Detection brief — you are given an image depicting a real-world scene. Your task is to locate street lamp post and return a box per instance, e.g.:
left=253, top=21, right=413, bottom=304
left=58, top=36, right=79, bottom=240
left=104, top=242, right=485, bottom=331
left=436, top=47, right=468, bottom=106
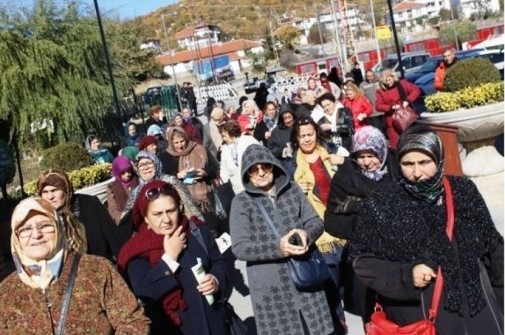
left=449, top=3, right=459, bottom=50
left=92, top=0, right=123, bottom=125
left=161, top=15, right=183, bottom=110
left=386, top=0, right=405, bottom=78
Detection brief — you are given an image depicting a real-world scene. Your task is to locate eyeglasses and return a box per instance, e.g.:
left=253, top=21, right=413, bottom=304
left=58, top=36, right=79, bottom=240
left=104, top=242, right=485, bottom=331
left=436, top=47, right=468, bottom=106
left=16, top=221, right=55, bottom=238
left=145, top=184, right=173, bottom=200
left=137, top=161, right=155, bottom=170
left=247, top=163, right=273, bottom=176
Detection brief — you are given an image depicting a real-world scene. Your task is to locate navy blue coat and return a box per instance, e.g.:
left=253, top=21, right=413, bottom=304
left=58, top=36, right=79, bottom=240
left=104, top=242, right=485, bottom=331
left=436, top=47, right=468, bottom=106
left=127, top=226, right=229, bottom=335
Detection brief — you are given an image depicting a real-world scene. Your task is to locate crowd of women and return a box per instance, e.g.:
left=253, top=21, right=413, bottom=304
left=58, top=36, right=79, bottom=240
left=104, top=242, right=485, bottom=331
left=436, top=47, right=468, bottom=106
left=0, top=67, right=503, bottom=335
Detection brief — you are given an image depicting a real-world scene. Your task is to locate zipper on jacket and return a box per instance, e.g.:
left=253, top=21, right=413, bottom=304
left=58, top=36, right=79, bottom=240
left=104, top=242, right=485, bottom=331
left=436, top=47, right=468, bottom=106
left=44, top=293, right=56, bottom=335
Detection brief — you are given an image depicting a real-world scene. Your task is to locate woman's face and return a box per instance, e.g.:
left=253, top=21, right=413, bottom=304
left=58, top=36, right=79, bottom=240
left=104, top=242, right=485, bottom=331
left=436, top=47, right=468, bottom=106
left=128, top=125, right=136, bottom=137
left=297, top=124, right=317, bottom=154
left=248, top=163, right=274, bottom=192
left=221, top=131, right=233, bottom=144
left=320, top=99, right=335, bottom=115
left=346, top=89, right=356, bottom=100
left=242, top=102, right=253, bottom=115
left=144, top=194, right=180, bottom=236
left=355, top=150, right=381, bottom=172
left=386, top=76, right=395, bottom=87
left=91, top=138, right=100, bottom=151
left=400, top=151, right=437, bottom=182
left=172, top=134, right=187, bottom=153
left=265, top=104, right=276, bottom=118
left=17, top=214, right=57, bottom=261
left=146, top=143, right=158, bottom=154
left=120, top=169, right=133, bottom=183
left=40, top=186, right=66, bottom=210
left=282, top=113, right=294, bottom=128
left=137, top=158, right=156, bottom=181
left=306, top=93, right=316, bottom=106
left=308, top=79, right=316, bottom=90
left=174, top=116, right=183, bottom=126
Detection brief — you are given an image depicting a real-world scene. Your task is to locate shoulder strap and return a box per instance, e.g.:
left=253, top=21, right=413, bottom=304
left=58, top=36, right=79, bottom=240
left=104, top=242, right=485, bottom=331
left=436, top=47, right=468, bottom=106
left=56, top=253, right=81, bottom=335
left=254, top=197, right=281, bottom=238
left=190, top=220, right=209, bottom=257
left=428, top=177, right=454, bottom=321
left=396, top=81, right=408, bottom=102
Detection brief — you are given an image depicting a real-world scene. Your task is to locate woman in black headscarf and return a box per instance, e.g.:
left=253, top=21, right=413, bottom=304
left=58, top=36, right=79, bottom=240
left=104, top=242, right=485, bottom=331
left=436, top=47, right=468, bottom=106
left=350, top=126, right=504, bottom=334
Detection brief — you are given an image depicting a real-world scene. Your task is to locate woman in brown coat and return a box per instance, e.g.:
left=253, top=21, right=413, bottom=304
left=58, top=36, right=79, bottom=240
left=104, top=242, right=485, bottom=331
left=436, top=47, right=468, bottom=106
left=0, top=197, right=150, bottom=334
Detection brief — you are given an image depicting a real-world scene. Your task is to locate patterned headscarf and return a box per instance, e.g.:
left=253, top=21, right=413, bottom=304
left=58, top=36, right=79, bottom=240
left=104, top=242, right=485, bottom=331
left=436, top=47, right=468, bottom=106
left=397, top=126, right=445, bottom=203
left=112, top=156, right=134, bottom=188
left=36, top=170, right=87, bottom=254
left=122, top=150, right=163, bottom=216
left=11, top=198, right=66, bottom=290
left=351, top=126, right=388, bottom=181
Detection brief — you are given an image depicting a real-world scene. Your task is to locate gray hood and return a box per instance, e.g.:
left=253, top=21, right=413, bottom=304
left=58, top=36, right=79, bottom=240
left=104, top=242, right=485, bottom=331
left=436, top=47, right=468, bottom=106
left=241, top=144, right=289, bottom=195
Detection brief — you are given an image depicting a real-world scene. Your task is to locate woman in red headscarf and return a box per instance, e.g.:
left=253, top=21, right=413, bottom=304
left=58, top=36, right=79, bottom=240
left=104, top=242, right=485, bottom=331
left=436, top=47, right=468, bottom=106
left=117, top=180, right=229, bottom=335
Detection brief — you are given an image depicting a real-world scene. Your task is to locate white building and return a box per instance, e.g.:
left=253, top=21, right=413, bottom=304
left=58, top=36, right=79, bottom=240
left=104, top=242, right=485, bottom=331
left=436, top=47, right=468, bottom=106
left=175, top=23, right=222, bottom=50
left=460, top=0, right=501, bottom=18
left=318, top=3, right=371, bottom=34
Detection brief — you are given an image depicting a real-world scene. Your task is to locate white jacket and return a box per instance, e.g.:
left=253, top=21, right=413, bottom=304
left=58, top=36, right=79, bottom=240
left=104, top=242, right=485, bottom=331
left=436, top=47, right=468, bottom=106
left=220, top=135, right=260, bottom=194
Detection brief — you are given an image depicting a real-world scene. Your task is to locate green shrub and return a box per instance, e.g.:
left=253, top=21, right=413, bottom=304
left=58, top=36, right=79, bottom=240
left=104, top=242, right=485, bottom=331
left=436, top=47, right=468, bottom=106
left=24, top=163, right=112, bottom=195
left=444, top=58, right=501, bottom=92
left=40, top=142, right=93, bottom=172
left=425, top=82, right=504, bottom=113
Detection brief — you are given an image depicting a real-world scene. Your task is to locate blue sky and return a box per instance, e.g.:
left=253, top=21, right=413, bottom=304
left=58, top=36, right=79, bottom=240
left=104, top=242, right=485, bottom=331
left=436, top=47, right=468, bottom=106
left=15, top=0, right=178, bottom=19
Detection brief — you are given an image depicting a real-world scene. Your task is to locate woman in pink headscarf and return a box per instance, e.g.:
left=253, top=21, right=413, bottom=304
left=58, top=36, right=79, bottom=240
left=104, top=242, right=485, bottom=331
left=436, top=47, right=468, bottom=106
left=107, top=156, right=139, bottom=225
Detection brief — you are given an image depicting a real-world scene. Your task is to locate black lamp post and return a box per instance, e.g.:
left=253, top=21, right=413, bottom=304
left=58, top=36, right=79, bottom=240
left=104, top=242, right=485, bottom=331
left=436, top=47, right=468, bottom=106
left=386, top=0, right=405, bottom=78
left=92, top=0, right=123, bottom=124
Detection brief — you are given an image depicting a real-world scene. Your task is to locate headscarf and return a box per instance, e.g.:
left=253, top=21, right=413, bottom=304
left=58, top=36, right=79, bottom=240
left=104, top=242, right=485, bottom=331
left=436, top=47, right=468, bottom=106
left=84, top=134, right=107, bottom=156
left=138, top=135, right=157, bottom=151
left=351, top=126, right=388, bottom=181
left=122, top=151, right=163, bottom=216
left=11, top=198, right=66, bottom=290
left=36, top=170, right=87, bottom=254
left=166, top=127, right=197, bottom=157
left=112, top=156, right=135, bottom=188
left=209, top=108, right=224, bottom=150
left=120, top=145, right=138, bottom=162
left=117, top=181, right=204, bottom=326
left=125, top=122, right=140, bottom=146
left=147, top=125, right=163, bottom=137
left=397, top=126, right=444, bottom=204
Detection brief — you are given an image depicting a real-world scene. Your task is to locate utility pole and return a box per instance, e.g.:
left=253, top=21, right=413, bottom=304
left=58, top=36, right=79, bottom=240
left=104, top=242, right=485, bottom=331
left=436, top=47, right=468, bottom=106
left=315, top=5, right=327, bottom=57
left=370, top=0, right=382, bottom=63
left=386, top=0, right=405, bottom=78
left=161, top=15, right=183, bottom=110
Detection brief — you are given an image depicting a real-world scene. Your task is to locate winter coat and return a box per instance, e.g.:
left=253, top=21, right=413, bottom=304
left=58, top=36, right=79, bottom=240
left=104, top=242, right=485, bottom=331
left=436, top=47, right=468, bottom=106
left=359, top=80, right=380, bottom=111
left=125, top=226, right=228, bottom=335
left=316, top=107, right=354, bottom=154
left=350, top=176, right=504, bottom=335
left=324, top=158, right=390, bottom=240
left=219, top=134, right=259, bottom=194
left=268, top=108, right=296, bottom=178
left=342, top=96, right=373, bottom=130
left=230, top=144, right=334, bottom=335
left=106, top=176, right=139, bottom=225
left=375, top=79, right=421, bottom=149
left=434, top=58, right=458, bottom=91
left=0, top=253, right=150, bottom=334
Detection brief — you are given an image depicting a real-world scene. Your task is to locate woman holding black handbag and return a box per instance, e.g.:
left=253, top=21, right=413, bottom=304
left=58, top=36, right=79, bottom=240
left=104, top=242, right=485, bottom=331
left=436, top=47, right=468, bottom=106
left=350, top=126, right=504, bottom=335
left=230, top=144, right=334, bottom=335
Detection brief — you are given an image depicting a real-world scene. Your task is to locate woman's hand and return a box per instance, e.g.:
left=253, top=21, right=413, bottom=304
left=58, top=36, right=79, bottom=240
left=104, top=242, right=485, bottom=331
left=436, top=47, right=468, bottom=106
left=194, top=168, right=207, bottom=180
left=297, top=182, right=311, bottom=194
left=265, top=131, right=272, bottom=139
left=412, top=264, right=436, bottom=288
left=163, top=225, right=187, bottom=260
left=329, top=154, right=345, bottom=166
left=197, top=274, right=219, bottom=295
left=402, top=101, right=410, bottom=108
left=357, top=113, right=367, bottom=121
left=280, top=229, right=309, bottom=257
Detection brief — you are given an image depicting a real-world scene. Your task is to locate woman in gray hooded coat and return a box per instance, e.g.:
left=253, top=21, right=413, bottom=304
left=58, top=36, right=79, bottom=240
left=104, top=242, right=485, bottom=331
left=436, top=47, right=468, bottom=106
left=230, top=144, right=334, bottom=335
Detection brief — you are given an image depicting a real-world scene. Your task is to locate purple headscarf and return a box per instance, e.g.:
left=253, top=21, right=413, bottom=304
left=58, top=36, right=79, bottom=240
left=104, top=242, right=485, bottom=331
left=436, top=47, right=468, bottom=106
left=112, top=156, right=134, bottom=188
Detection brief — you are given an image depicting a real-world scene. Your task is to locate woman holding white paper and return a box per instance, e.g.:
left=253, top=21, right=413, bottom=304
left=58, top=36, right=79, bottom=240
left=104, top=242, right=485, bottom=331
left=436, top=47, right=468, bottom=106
left=117, top=180, right=229, bottom=335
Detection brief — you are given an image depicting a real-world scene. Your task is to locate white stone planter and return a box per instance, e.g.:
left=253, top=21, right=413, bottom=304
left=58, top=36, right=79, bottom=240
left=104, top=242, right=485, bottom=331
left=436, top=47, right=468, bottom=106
left=75, top=177, right=114, bottom=204
left=420, top=102, right=504, bottom=150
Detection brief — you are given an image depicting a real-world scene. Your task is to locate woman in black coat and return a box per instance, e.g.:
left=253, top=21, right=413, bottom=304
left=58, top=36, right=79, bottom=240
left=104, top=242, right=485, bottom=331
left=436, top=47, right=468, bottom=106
left=324, top=126, right=391, bottom=324
left=350, top=126, right=504, bottom=335
left=267, top=104, right=296, bottom=179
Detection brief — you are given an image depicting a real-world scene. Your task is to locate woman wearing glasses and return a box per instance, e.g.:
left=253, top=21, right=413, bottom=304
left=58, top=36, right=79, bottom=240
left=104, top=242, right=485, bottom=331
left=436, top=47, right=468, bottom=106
left=0, top=198, right=150, bottom=333
left=230, top=144, right=334, bottom=335
left=121, top=151, right=203, bottom=237
left=292, top=116, right=348, bottom=332
left=117, top=180, right=229, bottom=335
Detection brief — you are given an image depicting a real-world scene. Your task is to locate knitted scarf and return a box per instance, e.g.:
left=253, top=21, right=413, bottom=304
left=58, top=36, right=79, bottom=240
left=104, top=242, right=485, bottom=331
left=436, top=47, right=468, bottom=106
left=117, top=216, right=202, bottom=325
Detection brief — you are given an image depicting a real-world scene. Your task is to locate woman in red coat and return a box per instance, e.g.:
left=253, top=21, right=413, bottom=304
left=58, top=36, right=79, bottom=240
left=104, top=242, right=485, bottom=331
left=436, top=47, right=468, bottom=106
left=375, top=69, right=421, bottom=149
left=342, top=83, right=373, bottom=130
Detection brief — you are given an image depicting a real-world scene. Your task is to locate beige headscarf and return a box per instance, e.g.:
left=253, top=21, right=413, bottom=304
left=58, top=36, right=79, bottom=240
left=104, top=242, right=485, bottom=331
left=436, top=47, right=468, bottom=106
left=37, top=169, right=87, bottom=254
left=11, top=198, right=66, bottom=290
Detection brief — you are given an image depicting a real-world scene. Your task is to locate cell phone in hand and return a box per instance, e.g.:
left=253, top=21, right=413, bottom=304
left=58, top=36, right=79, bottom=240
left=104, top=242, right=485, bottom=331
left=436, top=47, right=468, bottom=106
left=186, top=170, right=198, bottom=178
left=288, top=233, right=303, bottom=246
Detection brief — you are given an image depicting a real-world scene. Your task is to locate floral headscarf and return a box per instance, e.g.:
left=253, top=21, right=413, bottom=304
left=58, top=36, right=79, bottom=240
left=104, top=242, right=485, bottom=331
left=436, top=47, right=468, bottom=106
left=351, top=126, right=388, bottom=181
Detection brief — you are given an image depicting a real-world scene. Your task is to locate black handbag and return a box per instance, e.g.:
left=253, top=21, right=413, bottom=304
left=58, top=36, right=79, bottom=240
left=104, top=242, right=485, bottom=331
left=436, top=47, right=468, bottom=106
left=212, top=179, right=235, bottom=219
left=255, top=198, right=331, bottom=290
left=224, top=302, right=248, bottom=335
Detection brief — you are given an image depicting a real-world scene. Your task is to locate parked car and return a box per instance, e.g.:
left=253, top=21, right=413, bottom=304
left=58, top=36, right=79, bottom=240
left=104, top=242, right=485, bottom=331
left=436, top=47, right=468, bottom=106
left=415, top=48, right=504, bottom=96
left=372, top=52, right=431, bottom=77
